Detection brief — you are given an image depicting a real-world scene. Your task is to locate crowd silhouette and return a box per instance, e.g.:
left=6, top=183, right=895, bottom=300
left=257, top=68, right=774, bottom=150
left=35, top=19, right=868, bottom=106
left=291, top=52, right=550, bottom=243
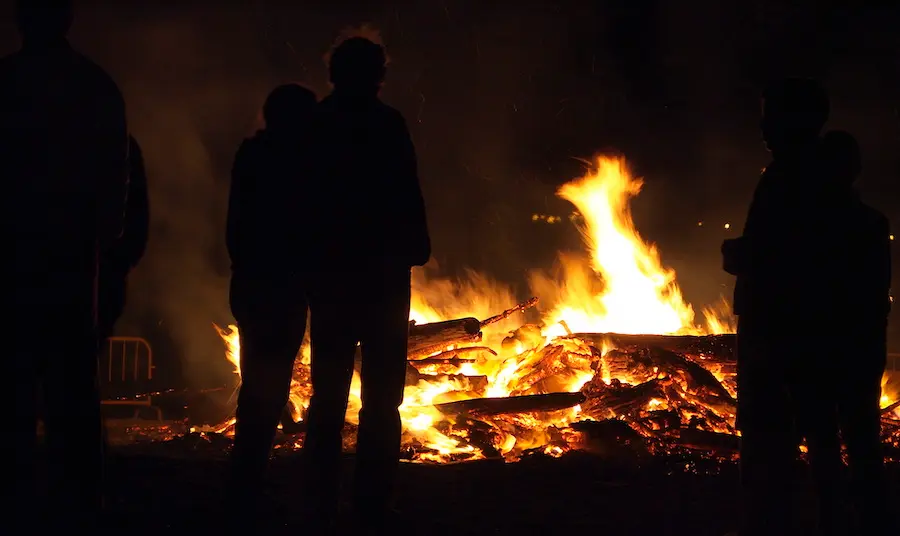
left=5, top=1, right=893, bottom=535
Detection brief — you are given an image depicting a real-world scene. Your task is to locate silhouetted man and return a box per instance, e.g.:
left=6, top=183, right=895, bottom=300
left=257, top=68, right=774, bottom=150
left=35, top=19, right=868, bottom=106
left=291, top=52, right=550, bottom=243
left=225, top=83, right=317, bottom=519
left=722, top=78, right=849, bottom=536
left=304, top=36, right=431, bottom=532
left=819, top=130, right=893, bottom=534
left=98, top=135, right=149, bottom=342
left=2, top=0, right=128, bottom=531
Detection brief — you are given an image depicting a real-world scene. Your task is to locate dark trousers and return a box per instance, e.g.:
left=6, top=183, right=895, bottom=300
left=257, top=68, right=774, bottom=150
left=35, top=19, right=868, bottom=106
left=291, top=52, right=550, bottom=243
left=736, top=318, right=846, bottom=536
left=303, top=267, right=411, bottom=522
left=736, top=320, right=797, bottom=536
left=837, top=342, right=889, bottom=533
left=15, top=292, right=103, bottom=531
left=97, top=267, right=127, bottom=343
left=227, top=274, right=308, bottom=503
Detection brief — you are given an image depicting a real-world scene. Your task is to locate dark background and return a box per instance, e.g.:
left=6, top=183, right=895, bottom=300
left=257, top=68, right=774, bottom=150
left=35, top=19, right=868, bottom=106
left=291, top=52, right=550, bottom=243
left=3, top=1, right=898, bottom=389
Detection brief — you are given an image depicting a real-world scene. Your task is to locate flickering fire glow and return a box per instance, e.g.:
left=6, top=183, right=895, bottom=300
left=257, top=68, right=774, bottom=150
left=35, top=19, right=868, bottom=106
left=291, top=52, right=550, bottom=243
left=209, top=155, right=898, bottom=463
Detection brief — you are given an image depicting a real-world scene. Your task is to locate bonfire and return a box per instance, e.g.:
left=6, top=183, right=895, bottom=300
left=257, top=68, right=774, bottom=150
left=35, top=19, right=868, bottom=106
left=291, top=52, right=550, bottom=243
left=207, top=156, right=900, bottom=463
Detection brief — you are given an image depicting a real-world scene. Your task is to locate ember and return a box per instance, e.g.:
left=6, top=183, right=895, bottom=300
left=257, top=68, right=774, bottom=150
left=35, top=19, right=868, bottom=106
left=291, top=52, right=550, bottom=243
left=199, top=155, right=899, bottom=463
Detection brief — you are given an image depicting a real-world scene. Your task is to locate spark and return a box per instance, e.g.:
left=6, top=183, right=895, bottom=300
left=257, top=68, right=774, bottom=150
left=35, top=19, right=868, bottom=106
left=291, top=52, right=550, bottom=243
left=724, top=223, right=731, bottom=230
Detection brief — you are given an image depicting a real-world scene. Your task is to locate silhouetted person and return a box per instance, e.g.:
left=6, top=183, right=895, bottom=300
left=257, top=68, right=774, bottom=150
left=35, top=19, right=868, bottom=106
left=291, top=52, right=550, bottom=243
left=722, top=78, right=852, bottom=536
left=304, top=36, right=431, bottom=532
left=225, top=83, right=318, bottom=519
left=3, top=0, right=128, bottom=531
left=98, top=135, right=150, bottom=342
left=819, top=130, right=893, bottom=534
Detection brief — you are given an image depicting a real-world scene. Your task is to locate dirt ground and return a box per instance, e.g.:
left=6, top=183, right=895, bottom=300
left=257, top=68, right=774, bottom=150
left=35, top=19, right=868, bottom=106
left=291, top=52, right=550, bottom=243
left=100, top=441, right=899, bottom=535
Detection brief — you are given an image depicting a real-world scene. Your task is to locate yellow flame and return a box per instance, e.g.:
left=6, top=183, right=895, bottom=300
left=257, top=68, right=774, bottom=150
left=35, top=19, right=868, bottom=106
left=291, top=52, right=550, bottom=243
left=213, top=154, right=737, bottom=462
left=531, top=156, right=724, bottom=337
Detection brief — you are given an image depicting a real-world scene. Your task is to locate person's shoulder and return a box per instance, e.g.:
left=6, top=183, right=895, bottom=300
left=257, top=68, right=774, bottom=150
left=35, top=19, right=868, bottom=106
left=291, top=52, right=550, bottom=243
left=855, top=201, right=889, bottom=233
left=236, top=130, right=267, bottom=157
left=375, top=100, right=406, bottom=122
left=70, top=50, right=124, bottom=101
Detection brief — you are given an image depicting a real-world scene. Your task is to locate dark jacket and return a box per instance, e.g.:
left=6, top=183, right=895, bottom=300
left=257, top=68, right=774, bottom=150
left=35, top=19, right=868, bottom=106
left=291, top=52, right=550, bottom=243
left=226, top=129, right=310, bottom=277
left=2, top=40, right=128, bottom=309
left=846, top=200, right=892, bottom=331
left=104, top=135, right=149, bottom=275
left=307, top=93, right=431, bottom=273
left=729, top=148, right=855, bottom=329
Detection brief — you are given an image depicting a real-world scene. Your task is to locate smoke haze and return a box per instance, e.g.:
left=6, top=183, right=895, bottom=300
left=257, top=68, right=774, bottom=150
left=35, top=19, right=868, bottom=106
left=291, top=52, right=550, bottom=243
left=2, top=1, right=897, bottom=386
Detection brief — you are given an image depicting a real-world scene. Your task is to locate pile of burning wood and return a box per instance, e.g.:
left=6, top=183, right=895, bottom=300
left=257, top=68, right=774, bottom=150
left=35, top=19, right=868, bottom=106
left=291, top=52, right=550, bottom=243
left=203, top=298, right=900, bottom=464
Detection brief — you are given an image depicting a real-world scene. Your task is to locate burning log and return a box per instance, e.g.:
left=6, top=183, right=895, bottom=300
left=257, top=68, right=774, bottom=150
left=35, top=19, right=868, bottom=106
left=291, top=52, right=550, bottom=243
left=479, top=297, right=539, bottom=328
left=675, top=428, right=740, bottom=454
left=434, top=391, right=586, bottom=417
left=573, top=332, right=736, bottom=363
left=510, top=344, right=568, bottom=395
left=408, top=318, right=482, bottom=359
left=409, top=346, right=496, bottom=365
left=882, top=400, right=900, bottom=416
left=569, top=419, right=650, bottom=459
left=582, top=379, right=668, bottom=419
left=646, top=347, right=737, bottom=405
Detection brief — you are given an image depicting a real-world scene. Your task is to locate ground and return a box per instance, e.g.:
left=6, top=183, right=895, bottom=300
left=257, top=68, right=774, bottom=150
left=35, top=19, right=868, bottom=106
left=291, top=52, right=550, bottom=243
left=101, top=443, right=899, bottom=535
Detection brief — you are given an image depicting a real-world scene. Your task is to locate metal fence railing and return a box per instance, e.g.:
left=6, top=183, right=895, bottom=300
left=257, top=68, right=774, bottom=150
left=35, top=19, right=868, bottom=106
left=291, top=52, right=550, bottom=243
left=100, top=336, right=162, bottom=420
left=888, top=353, right=900, bottom=372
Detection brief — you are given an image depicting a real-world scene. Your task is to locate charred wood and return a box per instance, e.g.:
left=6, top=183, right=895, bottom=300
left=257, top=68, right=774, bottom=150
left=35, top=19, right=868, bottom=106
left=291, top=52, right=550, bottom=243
left=480, top=297, right=539, bottom=328
left=572, top=332, right=736, bottom=363
left=409, top=346, right=496, bottom=364
left=569, top=419, right=650, bottom=458
left=434, top=391, right=586, bottom=417
left=647, top=347, right=737, bottom=405
left=509, top=345, right=567, bottom=395
left=582, top=379, right=667, bottom=419
left=407, top=318, right=482, bottom=359
left=676, top=428, right=740, bottom=453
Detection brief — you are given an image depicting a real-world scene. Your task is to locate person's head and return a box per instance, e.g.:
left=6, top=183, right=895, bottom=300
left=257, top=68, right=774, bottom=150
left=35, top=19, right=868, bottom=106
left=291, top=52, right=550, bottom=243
left=262, top=84, right=317, bottom=134
left=327, top=37, right=387, bottom=97
left=821, top=130, right=861, bottom=186
left=761, top=77, right=829, bottom=155
left=15, top=0, right=74, bottom=43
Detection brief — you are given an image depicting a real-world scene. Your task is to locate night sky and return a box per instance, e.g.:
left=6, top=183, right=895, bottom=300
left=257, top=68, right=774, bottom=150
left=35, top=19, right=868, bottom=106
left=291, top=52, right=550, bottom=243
left=2, top=1, right=898, bottom=387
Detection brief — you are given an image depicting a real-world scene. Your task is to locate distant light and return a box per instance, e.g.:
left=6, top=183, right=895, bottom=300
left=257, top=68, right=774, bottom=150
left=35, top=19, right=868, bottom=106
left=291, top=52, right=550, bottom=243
left=891, top=234, right=895, bottom=241
left=697, top=221, right=703, bottom=227
left=724, top=223, right=731, bottom=230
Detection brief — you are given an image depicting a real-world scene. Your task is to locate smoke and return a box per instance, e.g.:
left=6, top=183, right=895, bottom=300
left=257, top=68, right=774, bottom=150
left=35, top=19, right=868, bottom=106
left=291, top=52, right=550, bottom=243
left=1, top=1, right=897, bottom=385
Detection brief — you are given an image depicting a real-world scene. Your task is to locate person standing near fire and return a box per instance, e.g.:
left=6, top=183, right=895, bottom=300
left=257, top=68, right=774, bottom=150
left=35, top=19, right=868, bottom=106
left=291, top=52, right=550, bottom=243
left=97, top=134, right=150, bottom=343
left=722, top=78, right=858, bottom=536
left=224, top=83, right=318, bottom=522
left=303, top=35, right=431, bottom=533
left=817, top=130, right=893, bottom=534
left=3, top=0, right=129, bottom=531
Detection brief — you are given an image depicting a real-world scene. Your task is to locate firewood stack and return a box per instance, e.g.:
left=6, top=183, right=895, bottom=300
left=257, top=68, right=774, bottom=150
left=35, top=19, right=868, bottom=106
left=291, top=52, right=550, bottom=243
left=225, top=299, right=899, bottom=464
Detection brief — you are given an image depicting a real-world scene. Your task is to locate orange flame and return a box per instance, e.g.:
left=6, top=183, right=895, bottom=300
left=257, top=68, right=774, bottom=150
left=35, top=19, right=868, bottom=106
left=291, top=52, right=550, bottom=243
left=213, top=154, right=737, bottom=462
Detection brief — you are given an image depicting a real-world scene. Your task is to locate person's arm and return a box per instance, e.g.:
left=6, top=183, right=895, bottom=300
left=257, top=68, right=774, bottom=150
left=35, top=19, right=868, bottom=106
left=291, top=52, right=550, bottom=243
left=117, top=136, right=149, bottom=270
left=876, top=215, right=892, bottom=317
left=722, top=236, right=747, bottom=276
left=394, top=115, right=431, bottom=267
left=95, top=79, right=129, bottom=250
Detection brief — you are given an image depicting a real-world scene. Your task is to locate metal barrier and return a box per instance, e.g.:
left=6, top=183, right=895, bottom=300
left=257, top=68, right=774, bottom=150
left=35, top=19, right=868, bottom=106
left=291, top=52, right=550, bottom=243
left=101, top=336, right=162, bottom=420
left=888, top=353, right=900, bottom=372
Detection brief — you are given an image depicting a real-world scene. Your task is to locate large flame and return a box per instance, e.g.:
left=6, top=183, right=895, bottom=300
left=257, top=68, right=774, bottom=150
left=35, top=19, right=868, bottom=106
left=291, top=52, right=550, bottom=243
left=212, top=155, right=748, bottom=461
left=531, top=156, right=731, bottom=337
